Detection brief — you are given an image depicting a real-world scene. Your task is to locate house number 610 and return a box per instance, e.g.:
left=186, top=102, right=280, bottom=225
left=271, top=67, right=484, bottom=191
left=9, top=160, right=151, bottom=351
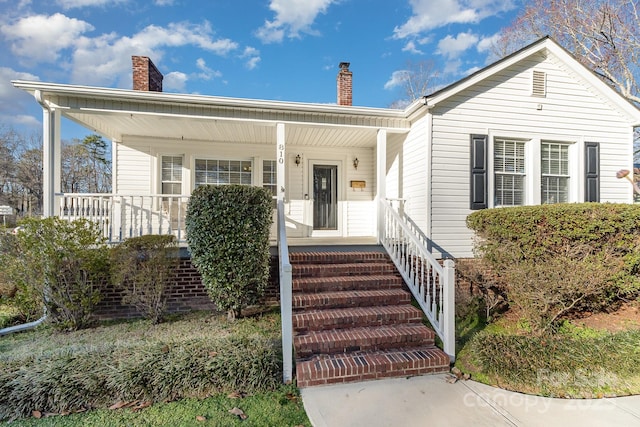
left=278, top=144, right=285, bottom=163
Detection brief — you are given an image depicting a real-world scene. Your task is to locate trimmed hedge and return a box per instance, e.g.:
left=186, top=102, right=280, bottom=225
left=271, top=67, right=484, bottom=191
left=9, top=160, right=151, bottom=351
left=466, top=203, right=640, bottom=332
left=467, top=203, right=640, bottom=288
left=185, top=185, right=273, bottom=320
left=0, top=334, right=281, bottom=420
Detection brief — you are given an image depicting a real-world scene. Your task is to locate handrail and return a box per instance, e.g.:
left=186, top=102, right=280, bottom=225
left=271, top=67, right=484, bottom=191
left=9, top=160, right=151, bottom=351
left=379, top=199, right=456, bottom=362
left=277, top=199, right=293, bottom=383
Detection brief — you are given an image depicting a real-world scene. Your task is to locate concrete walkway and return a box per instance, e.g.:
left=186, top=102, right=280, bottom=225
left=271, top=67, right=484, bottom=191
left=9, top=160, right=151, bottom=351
left=301, top=374, right=640, bottom=427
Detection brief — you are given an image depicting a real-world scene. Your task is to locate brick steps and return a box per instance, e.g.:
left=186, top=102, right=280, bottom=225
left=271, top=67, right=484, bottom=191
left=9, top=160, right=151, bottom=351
left=293, top=289, right=410, bottom=310
left=292, top=305, right=424, bottom=332
left=291, top=250, right=450, bottom=388
left=296, top=346, right=450, bottom=388
left=295, top=324, right=434, bottom=358
left=293, top=274, right=403, bottom=293
left=293, top=262, right=399, bottom=278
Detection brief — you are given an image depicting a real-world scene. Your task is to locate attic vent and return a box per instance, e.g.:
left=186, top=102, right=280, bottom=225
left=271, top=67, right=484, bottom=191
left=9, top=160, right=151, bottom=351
left=532, top=70, right=546, bottom=97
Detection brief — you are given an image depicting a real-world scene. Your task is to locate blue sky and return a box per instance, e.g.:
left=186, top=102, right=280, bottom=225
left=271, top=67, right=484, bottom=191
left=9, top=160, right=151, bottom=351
left=0, top=0, right=522, bottom=140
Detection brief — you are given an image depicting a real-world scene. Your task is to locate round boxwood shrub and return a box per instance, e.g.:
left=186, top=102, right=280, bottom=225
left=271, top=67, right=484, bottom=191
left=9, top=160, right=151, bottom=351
left=185, top=185, right=273, bottom=320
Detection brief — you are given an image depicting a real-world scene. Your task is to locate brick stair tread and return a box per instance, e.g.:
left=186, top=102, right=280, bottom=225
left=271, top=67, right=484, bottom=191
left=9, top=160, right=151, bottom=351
left=295, top=324, right=434, bottom=356
left=293, top=262, right=398, bottom=278
left=293, top=305, right=424, bottom=332
left=293, top=274, right=403, bottom=293
left=293, top=289, right=410, bottom=309
left=290, top=251, right=390, bottom=264
left=296, top=346, right=450, bottom=388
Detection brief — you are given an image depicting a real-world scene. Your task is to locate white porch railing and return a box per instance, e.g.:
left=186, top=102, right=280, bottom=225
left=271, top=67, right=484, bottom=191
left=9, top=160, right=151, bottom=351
left=55, top=193, right=189, bottom=243
left=379, top=199, right=456, bottom=362
left=277, top=199, right=293, bottom=383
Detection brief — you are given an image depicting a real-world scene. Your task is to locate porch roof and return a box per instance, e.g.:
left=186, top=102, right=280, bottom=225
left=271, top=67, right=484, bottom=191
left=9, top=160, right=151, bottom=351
left=12, top=80, right=421, bottom=147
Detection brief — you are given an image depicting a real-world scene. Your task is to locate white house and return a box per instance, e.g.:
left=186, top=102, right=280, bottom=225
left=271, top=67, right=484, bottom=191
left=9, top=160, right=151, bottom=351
left=12, top=36, right=640, bottom=259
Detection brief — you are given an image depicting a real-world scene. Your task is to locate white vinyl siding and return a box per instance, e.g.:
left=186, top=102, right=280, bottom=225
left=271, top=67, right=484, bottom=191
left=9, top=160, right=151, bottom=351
left=541, top=142, right=569, bottom=204
left=494, top=139, right=526, bottom=206
left=194, top=159, right=252, bottom=187
left=430, top=50, right=633, bottom=258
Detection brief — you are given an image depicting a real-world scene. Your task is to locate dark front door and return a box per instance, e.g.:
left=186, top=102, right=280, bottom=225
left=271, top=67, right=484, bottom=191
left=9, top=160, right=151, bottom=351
left=313, top=164, right=338, bottom=230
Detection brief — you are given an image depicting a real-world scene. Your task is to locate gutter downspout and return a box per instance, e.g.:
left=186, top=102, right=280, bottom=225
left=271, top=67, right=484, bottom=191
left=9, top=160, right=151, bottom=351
left=0, top=312, right=47, bottom=336
left=0, top=89, right=52, bottom=335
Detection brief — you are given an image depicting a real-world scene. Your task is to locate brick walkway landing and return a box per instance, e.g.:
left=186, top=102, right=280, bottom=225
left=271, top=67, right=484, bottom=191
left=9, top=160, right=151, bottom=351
left=291, top=251, right=450, bottom=388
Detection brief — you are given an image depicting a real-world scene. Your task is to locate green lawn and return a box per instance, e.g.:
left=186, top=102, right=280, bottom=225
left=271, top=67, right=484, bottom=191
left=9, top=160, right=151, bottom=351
left=8, top=386, right=308, bottom=427
left=1, top=310, right=310, bottom=426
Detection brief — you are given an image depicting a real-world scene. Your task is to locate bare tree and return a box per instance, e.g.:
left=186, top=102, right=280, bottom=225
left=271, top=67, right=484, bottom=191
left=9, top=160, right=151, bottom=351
left=62, top=135, right=112, bottom=194
left=389, top=59, right=441, bottom=108
left=493, top=0, right=640, bottom=105
left=16, top=148, right=43, bottom=215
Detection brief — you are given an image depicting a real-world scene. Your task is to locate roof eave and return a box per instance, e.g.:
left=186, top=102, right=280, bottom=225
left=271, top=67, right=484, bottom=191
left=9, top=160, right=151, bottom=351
left=11, top=80, right=409, bottom=120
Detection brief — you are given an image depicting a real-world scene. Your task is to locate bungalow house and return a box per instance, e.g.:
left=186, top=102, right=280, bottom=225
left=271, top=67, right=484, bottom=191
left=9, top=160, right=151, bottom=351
left=12, top=36, right=640, bottom=386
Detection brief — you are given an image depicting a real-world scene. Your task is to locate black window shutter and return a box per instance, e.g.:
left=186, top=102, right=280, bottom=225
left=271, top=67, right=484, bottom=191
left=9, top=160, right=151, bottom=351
left=584, top=142, right=600, bottom=202
left=470, top=134, right=488, bottom=210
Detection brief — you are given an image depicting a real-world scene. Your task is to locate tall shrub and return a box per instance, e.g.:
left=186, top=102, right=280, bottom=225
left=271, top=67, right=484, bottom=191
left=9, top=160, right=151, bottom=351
left=7, top=217, right=109, bottom=330
left=185, top=185, right=273, bottom=320
left=0, top=232, right=42, bottom=323
left=466, top=203, right=640, bottom=333
left=111, top=235, right=179, bottom=324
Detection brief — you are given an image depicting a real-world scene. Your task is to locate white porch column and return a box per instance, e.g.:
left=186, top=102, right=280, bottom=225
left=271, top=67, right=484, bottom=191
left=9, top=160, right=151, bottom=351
left=42, top=107, right=61, bottom=217
left=376, top=129, right=387, bottom=240
left=276, top=123, right=286, bottom=201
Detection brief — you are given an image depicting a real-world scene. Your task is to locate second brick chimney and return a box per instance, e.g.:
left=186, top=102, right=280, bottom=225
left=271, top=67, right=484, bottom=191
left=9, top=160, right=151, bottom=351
left=132, top=56, right=163, bottom=92
left=337, top=62, right=352, bottom=106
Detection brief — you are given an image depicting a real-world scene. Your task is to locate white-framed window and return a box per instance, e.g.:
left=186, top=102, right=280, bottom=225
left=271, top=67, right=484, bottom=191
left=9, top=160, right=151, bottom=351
left=494, top=138, right=526, bottom=206
left=262, top=160, right=277, bottom=197
left=541, top=142, right=569, bottom=204
left=161, top=155, right=183, bottom=195
left=194, top=159, right=252, bottom=187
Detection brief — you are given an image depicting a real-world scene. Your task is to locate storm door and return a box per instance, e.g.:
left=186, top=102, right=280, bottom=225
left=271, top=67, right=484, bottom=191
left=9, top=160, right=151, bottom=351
left=313, top=164, right=338, bottom=230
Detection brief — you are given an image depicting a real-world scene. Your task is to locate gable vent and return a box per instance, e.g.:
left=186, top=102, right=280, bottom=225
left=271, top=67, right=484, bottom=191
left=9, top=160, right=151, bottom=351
left=532, top=70, right=546, bottom=97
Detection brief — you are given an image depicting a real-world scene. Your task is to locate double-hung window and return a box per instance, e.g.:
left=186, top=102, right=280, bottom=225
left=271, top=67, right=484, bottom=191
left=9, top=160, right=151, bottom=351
left=195, top=159, right=252, bottom=187
left=494, top=138, right=526, bottom=206
left=161, top=155, right=183, bottom=195
left=541, top=142, right=569, bottom=204
left=262, top=160, right=277, bottom=197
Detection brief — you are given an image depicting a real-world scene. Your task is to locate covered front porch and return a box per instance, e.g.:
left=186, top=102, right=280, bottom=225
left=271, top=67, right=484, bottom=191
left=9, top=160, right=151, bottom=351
left=20, top=80, right=416, bottom=244
left=14, top=80, right=455, bottom=384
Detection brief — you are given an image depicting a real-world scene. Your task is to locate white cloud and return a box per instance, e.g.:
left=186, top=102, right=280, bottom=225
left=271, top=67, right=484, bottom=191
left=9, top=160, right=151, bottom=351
left=256, top=0, right=339, bottom=43
left=11, top=114, right=41, bottom=127
left=437, top=32, right=479, bottom=59
left=384, top=70, right=409, bottom=90
left=154, top=0, right=175, bottom=5
left=241, top=47, right=261, bottom=70
left=56, top=0, right=127, bottom=8
left=0, top=67, right=40, bottom=124
left=443, top=58, right=462, bottom=75
left=393, top=0, right=515, bottom=39
left=463, top=65, right=481, bottom=75
left=402, top=40, right=423, bottom=55
left=69, top=21, right=238, bottom=87
left=0, top=13, right=94, bottom=64
left=477, top=33, right=500, bottom=52
left=195, top=58, right=222, bottom=80
left=163, top=71, right=188, bottom=91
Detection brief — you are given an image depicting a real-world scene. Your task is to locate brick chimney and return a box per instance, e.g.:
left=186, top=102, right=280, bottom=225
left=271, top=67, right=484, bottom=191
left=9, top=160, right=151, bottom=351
left=337, top=62, right=352, bottom=106
left=132, top=56, right=163, bottom=92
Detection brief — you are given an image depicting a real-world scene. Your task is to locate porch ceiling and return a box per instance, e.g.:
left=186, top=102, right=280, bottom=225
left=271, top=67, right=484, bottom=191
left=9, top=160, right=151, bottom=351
left=65, top=109, right=399, bottom=148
